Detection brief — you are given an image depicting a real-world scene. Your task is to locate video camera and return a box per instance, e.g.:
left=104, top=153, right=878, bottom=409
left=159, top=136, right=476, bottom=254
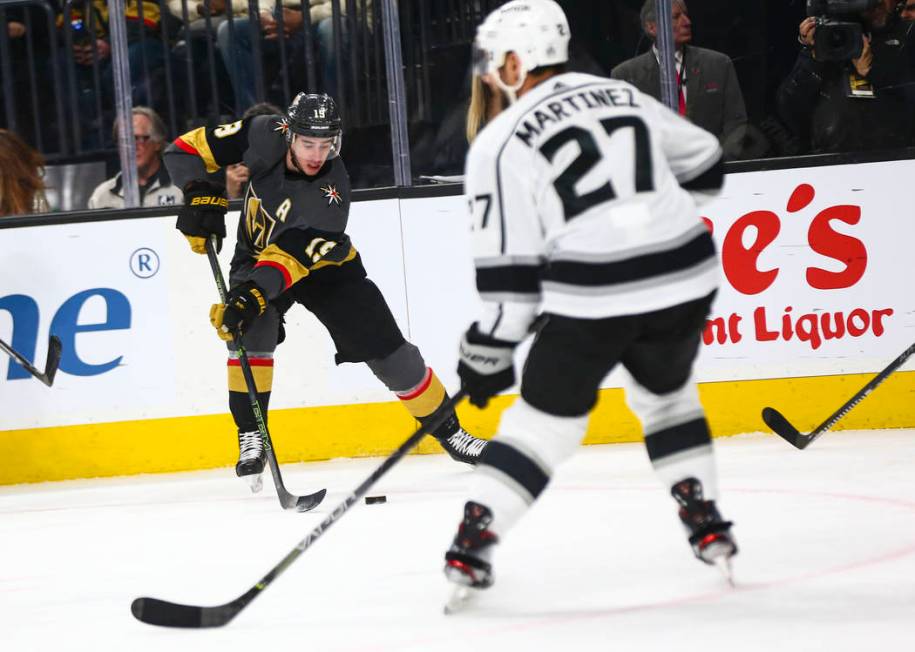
left=806, top=0, right=880, bottom=61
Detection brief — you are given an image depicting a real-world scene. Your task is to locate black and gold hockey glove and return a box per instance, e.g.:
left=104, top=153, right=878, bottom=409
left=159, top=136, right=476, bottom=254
left=209, top=281, right=267, bottom=341
left=176, top=179, right=229, bottom=254
left=457, top=323, right=518, bottom=409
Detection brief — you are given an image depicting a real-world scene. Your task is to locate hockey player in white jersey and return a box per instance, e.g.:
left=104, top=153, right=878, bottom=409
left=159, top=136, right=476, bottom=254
left=443, top=0, right=737, bottom=609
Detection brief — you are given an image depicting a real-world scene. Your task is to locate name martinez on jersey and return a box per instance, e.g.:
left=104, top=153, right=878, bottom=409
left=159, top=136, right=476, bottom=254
left=514, top=84, right=640, bottom=148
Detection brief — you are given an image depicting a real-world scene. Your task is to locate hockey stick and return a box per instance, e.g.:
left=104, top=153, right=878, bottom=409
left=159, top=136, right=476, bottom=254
left=762, top=341, right=915, bottom=450
left=132, top=388, right=467, bottom=628
left=0, top=335, right=62, bottom=387
left=205, top=236, right=326, bottom=512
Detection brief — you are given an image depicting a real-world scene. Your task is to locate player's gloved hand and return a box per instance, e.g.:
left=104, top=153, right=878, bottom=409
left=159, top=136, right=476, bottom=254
left=457, top=323, right=517, bottom=409
left=176, top=179, right=229, bottom=254
left=209, top=281, right=267, bottom=341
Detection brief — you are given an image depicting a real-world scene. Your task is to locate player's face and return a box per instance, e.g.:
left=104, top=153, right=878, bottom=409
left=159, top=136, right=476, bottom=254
left=290, top=135, right=334, bottom=175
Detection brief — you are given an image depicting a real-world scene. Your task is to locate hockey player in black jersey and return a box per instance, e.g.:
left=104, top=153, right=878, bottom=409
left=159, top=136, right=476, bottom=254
left=443, top=0, right=737, bottom=610
left=163, top=93, right=487, bottom=489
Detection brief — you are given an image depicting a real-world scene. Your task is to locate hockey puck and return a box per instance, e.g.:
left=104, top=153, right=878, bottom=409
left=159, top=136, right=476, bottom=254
left=365, top=495, right=387, bottom=505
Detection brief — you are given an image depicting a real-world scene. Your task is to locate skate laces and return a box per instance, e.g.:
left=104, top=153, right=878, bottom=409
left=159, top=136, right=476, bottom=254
left=445, top=429, right=486, bottom=458
left=237, top=431, right=264, bottom=462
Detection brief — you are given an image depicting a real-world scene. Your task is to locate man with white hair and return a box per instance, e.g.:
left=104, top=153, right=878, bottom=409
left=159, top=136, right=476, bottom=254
left=611, top=0, right=747, bottom=160
left=87, top=107, right=183, bottom=209
left=443, top=0, right=737, bottom=611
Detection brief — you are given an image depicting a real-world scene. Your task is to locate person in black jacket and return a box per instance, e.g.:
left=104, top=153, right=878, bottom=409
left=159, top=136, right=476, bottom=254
left=777, top=0, right=915, bottom=154
left=611, top=0, right=748, bottom=160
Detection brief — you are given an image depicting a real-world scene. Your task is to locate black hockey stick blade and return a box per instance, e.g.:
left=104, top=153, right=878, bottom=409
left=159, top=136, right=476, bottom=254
left=293, top=489, right=327, bottom=512
left=131, top=391, right=467, bottom=628
left=0, top=334, right=62, bottom=387
left=131, top=590, right=251, bottom=628
left=761, top=406, right=808, bottom=449
left=763, top=341, right=915, bottom=450
left=266, top=448, right=327, bottom=512
left=43, top=335, right=62, bottom=386
left=131, top=597, right=207, bottom=628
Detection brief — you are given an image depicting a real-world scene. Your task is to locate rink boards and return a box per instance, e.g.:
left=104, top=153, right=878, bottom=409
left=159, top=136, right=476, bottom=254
left=2, top=160, right=914, bottom=484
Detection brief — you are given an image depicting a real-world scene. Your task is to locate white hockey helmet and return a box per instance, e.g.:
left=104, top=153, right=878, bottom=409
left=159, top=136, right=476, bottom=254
left=472, top=0, right=570, bottom=99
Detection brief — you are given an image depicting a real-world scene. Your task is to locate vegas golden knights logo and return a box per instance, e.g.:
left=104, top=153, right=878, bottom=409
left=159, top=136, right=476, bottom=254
left=245, top=190, right=293, bottom=254
left=244, top=192, right=275, bottom=253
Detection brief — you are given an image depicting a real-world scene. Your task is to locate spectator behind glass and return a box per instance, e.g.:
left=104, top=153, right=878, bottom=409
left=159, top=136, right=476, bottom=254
left=58, top=2, right=179, bottom=148
left=903, top=0, right=915, bottom=21
left=777, top=0, right=915, bottom=154
left=0, top=130, right=49, bottom=216
left=87, top=107, right=183, bottom=209
left=216, top=0, right=372, bottom=111
left=225, top=101, right=284, bottom=198
left=611, top=0, right=748, bottom=160
left=167, top=0, right=239, bottom=115
left=466, top=73, right=507, bottom=145
left=2, top=4, right=56, bottom=148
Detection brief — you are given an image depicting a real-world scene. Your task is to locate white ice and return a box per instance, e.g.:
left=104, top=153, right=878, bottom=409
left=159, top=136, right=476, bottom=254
left=3, top=429, right=915, bottom=651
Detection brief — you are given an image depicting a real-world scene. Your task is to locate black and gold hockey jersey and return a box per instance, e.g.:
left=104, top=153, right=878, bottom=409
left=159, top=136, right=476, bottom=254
left=164, top=115, right=355, bottom=299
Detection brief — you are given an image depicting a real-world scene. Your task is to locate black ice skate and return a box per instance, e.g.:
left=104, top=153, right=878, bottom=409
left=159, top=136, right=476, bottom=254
left=671, top=477, right=738, bottom=584
left=235, top=430, right=266, bottom=493
left=443, top=501, right=498, bottom=613
left=424, top=411, right=487, bottom=465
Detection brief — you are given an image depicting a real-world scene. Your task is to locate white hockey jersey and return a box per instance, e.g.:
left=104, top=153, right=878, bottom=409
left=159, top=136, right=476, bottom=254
left=465, top=71, right=723, bottom=342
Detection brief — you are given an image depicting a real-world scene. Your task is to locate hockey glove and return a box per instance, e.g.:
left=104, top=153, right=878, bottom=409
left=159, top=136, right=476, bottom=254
left=176, top=179, right=229, bottom=254
left=457, top=323, right=517, bottom=409
left=209, top=281, right=267, bottom=341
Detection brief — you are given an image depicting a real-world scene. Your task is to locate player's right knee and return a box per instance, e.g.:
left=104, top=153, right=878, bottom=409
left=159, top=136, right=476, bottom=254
left=625, top=377, right=704, bottom=437
left=366, top=341, right=427, bottom=393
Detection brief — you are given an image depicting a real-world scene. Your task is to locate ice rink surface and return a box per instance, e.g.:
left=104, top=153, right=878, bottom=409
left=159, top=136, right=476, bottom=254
left=3, top=428, right=915, bottom=651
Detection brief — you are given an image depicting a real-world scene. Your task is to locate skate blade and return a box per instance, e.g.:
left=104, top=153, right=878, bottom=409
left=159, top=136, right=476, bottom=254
left=244, top=473, right=264, bottom=494
left=444, top=585, right=479, bottom=615
left=714, top=556, right=735, bottom=587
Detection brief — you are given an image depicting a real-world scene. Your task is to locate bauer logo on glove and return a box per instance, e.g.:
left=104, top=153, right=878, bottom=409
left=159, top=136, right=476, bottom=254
left=457, top=323, right=518, bottom=408
left=189, top=195, right=229, bottom=209
left=176, top=179, right=229, bottom=254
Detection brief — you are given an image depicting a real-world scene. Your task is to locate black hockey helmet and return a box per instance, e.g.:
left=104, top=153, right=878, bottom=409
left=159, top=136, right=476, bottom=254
left=284, top=92, right=343, bottom=158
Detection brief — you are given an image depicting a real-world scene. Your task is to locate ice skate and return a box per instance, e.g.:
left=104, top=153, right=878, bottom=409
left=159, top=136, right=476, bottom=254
left=443, top=501, right=498, bottom=613
left=235, top=430, right=266, bottom=493
left=426, top=412, right=487, bottom=465
left=671, top=477, right=737, bottom=585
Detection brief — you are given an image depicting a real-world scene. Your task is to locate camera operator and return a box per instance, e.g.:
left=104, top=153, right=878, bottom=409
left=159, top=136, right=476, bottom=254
left=777, top=0, right=915, bottom=154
